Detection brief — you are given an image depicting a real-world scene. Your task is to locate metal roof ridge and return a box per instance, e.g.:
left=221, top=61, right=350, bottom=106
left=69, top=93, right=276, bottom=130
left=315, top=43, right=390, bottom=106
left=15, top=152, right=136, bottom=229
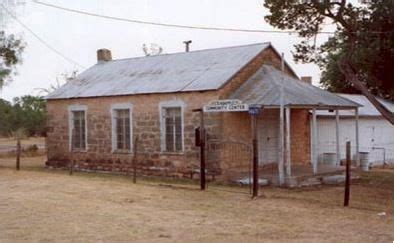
left=102, top=42, right=272, bottom=63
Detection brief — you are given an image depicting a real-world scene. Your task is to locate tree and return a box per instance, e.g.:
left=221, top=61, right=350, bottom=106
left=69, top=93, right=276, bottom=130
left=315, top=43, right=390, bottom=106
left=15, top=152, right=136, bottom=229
left=0, top=0, right=26, bottom=89
left=0, top=96, right=46, bottom=136
left=264, top=0, right=394, bottom=124
left=0, top=31, right=24, bottom=88
left=0, top=98, right=13, bottom=136
left=12, top=95, right=46, bottom=136
left=36, top=70, right=78, bottom=95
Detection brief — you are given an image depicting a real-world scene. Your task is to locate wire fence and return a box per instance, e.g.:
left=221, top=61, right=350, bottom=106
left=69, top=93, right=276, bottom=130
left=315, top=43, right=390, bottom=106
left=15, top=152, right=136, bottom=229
left=0, top=137, right=46, bottom=158
left=202, top=139, right=394, bottom=188
left=1, top=134, right=393, bottom=193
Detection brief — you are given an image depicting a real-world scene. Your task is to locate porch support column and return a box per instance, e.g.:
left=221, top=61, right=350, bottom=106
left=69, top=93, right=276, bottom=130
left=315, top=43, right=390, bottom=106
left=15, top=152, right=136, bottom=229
left=285, top=107, right=291, bottom=177
left=335, top=109, right=340, bottom=166
left=311, top=108, right=318, bottom=175
left=355, top=107, right=360, bottom=166
left=278, top=52, right=285, bottom=186
left=278, top=106, right=285, bottom=185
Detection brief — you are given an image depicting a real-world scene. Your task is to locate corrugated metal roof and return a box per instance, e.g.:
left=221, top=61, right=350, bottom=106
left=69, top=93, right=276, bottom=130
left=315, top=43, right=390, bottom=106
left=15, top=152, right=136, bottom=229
left=230, top=65, right=360, bottom=108
left=316, top=94, right=394, bottom=117
left=46, top=43, right=270, bottom=99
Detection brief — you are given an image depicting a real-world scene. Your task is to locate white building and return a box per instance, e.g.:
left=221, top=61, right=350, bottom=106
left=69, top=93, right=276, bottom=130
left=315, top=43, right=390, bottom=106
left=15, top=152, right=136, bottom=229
left=316, top=94, right=394, bottom=166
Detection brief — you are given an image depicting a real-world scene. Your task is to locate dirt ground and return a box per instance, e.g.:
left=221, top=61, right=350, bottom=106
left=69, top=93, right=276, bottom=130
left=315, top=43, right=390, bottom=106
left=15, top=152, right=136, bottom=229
left=0, top=156, right=393, bottom=242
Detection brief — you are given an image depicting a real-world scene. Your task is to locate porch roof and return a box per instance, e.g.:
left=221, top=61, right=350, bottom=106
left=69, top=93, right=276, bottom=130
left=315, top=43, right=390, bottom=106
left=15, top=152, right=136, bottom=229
left=230, top=65, right=360, bottom=109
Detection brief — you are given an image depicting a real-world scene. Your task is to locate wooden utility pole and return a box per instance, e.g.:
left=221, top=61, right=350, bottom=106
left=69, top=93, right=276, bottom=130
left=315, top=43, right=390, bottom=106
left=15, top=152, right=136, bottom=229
left=344, top=141, right=351, bottom=207
left=16, top=138, right=21, bottom=171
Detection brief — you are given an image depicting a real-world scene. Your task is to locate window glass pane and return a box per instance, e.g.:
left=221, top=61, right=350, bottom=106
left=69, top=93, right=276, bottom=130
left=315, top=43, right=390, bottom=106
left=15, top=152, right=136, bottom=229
left=114, top=109, right=130, bottom=150
left=175, top=116, right=182, bottom=151
left=165, top=116, right=174, bottom=151
left=72, top=110, right=86, bottom=150
left=163, top=107, right=182, bottom=152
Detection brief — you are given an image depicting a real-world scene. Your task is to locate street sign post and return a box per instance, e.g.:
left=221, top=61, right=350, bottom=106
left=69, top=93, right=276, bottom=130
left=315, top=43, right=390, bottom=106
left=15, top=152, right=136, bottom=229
left=248, top=106, right=260, bottom=116
left=248, top=105, right=261, bottom=198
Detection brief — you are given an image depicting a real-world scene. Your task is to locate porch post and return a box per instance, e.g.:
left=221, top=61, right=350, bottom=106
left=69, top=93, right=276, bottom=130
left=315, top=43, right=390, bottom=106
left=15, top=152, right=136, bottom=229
left=312, top=108, right=318, bottom=175
left=277, top=53, right=286, bottom=186
left=335, top=109, right=340, bottom=166
left=355, top=107, right=360, bottom=166
left=285, top=107, right=291, bottom=177
left=278, top=107, right=285, bottom=185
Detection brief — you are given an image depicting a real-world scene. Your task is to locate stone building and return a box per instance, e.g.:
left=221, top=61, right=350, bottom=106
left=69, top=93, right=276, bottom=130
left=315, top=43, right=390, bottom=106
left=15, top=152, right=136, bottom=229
left=45, top=43, right=359, bottom=183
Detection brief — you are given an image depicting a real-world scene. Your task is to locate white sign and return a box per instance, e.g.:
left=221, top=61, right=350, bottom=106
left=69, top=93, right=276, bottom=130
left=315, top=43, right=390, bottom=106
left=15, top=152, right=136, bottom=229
left=203, top=99, right=249, bottom=112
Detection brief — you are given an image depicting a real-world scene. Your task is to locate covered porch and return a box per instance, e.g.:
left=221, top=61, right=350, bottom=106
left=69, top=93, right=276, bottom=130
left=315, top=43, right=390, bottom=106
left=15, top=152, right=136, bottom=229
left=228, top=65, right=361, bottom=186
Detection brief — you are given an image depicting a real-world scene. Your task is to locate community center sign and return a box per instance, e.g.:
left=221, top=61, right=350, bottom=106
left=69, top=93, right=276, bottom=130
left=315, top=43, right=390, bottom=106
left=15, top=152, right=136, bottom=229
left=203, top=99, right=249, bottom=112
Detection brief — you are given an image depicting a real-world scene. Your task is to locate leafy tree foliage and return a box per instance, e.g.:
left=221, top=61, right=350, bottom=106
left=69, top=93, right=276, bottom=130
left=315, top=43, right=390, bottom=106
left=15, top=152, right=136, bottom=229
left=264, top=0, right=394, bottom=124
left=0, top=95, right=46, bottom=136
left=0, top=31, right=24, bottom=88
left=317, top=0, right=394, bottom=98
left=0, top=98, right=14, bottom=135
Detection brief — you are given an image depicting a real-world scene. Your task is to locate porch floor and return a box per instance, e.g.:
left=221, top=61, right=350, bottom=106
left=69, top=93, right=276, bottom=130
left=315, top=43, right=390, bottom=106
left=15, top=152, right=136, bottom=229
left=264, top=163, right=352, bottom=186
left=234, top=163, right=357, bottom=187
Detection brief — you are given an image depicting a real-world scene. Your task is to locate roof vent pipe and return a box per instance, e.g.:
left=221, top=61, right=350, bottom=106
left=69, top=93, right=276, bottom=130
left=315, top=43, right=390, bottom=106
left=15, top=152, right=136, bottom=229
left=97, top=49, right=112, bottom=63
left=183, top=40, right=192, bottom=52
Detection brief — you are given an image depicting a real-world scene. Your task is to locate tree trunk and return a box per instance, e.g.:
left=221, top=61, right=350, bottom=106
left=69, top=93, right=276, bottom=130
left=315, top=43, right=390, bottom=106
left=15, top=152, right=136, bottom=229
left=338, top=58, right=394, bottom=125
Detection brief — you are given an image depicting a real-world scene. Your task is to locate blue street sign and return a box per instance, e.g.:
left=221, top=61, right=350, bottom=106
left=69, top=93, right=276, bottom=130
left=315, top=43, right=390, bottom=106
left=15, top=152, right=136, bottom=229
left=248, top=106, right=260, bottom=116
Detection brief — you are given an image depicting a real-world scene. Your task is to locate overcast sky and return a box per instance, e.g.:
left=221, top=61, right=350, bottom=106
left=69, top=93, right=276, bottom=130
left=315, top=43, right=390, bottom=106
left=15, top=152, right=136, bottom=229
left=0, top=0, right=335, bottom=102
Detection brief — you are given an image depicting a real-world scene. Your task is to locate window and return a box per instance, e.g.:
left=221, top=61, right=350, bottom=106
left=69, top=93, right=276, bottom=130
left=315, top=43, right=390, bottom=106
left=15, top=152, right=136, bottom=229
left=71, top=110, right=86, bottom=151
left=163, top=107, right=182, bottom=152
left=114, top=109, right=131, bottom=151
left=111, top=103, right=132, bottom=152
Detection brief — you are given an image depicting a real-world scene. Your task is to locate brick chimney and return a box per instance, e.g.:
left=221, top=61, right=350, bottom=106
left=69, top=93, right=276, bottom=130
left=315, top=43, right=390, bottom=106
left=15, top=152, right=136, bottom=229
left=97, top=49, right=112, bottom=63
left=301, top=76, right=312, bottom=84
